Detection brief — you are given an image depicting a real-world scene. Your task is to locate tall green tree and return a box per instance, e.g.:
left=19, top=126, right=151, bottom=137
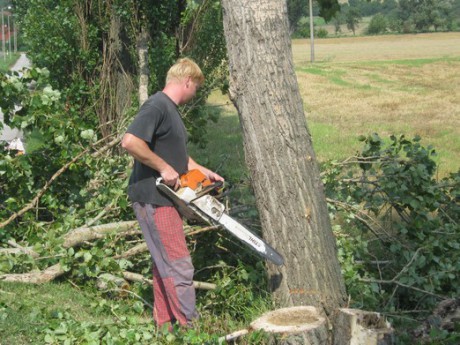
left=11, top=0, right=227, bottom=143
left=287, top=0, right=340, bottom=35
left=345, top=7, right=362, bottom=35
left=397, top=0, right=453, bottom=32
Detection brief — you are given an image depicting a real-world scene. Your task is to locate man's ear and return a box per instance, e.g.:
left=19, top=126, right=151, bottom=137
left=185, top=76, right=191, bottom=88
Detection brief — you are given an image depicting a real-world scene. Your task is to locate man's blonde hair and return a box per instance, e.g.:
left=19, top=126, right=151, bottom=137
left=166, top=58, right=205, bottom=86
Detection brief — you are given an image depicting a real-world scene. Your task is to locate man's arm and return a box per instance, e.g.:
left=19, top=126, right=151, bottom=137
left=121, top=133, right=180, bottom=189
left=188, top=157, right=224, bottom=182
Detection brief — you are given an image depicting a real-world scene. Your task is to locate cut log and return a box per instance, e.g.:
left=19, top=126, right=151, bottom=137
left=333, top=308, right=394, bottom=345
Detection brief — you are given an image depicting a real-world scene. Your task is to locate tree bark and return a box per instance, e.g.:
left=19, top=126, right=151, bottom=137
left=333, top=309, right=394, bottom=345
left=137, top=25, right=149, bottom=106
left=221, top=0, right=347, bottom=316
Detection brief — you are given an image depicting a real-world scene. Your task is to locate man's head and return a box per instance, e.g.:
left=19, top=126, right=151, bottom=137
left=164, top=58, right=204, bottom=105
left=166, top=58, right=204, bottom=86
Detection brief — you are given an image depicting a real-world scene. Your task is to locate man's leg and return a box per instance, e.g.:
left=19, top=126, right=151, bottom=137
left=132, top=202, right=198, bottom=327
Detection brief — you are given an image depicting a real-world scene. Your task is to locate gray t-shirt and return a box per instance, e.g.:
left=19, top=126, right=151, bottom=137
left=126, top=92, right=188, bottom=206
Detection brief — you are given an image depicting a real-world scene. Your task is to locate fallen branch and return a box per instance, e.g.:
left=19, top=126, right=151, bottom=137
left=360, top=277, right=447, bottom=300
left=0, top=134, right=119, bottom=230
left=359, top=247, right=447, bottom=300
left=114, top=243, right=147, bottom=259
left=62, top=220, right=139, bottom=248
left=3, top=240, right=39, bottom=258
left=0, top=263, right=65, bottom=283
left=122, top=271, right=216, bottom=290
left=0, top=219, right=220, bottom=285
left=0, top=149, right=89, bottom=229
left=91, top=134, right=122, bottom=158
left=327, top=198, right=393, bottom=242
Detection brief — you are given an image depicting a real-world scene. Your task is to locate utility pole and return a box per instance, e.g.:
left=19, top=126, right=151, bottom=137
left=13, top=17, right=16, bottom=53
left=309, top=0, right=315, bottom=63
left=1, top=8, right=5, bottom=61
left=7, top=13, right=10, bottom=56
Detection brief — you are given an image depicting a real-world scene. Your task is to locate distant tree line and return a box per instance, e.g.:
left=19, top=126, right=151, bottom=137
left=288, top=0, right=460, bottom=37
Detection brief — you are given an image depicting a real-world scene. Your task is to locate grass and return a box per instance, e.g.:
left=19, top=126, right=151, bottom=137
left=0, top=281, right=147, bottom=344
left=189, top=92, right=250, bottom=187
left=205, top=32, right=460, bottom=176
left=297, top=56, right=460, bottom=175
left=0, top=53, right=21, bottom=73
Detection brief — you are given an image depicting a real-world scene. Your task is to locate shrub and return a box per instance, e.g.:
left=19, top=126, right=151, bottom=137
left=324, top=134, right=460, bottom=313
left=367, top=13, right=388, bottom=34
left=316, top=28, right=329, bottom=38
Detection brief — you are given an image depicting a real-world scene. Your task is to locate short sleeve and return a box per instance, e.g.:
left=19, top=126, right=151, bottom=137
left=126, top=101, right=163, bottom=143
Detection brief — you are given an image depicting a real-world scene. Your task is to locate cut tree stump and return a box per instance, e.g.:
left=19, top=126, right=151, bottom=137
left=221, top=306, right=395, bottom=345
left=221, top=306, right=328, bottom=344
left=333, top=308, right=394, bottom=345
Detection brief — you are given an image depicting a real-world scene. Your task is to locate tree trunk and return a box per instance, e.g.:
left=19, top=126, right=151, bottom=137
left=137, top=26, right=149, bottom=106
left=333, top=309, right=394, bottom=345
left=221, top=0, right=347, bottom=316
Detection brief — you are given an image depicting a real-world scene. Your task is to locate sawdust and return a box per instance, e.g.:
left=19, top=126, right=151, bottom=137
left=265, top=309, right=319, bottom=326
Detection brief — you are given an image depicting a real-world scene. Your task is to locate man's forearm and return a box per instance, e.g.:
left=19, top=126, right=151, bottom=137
left=122, top=133, right=179, bottom=186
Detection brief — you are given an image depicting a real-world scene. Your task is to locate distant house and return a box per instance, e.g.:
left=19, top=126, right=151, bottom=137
left=0, top=10, right=13, bottom=42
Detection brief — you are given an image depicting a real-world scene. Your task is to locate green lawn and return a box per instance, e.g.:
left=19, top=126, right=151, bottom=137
left=0, top=53, right=21, bottom=73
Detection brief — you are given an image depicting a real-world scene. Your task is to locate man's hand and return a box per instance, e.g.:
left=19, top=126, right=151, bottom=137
left=188, top=157, right=225, bottom=184
left=206, top=171, right=225, bottom=183
left=160, top=166, right=180, bottom=190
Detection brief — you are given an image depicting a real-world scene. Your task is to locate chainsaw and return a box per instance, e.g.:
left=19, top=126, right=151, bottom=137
left=156, top=169, right=284, bottom=266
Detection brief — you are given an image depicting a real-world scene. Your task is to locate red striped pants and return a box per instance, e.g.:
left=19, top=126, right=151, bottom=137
left=133, top=202, right=198, bottom=327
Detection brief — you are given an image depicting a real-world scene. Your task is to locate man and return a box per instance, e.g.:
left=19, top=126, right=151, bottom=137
left=121, top=58, right=224, bottom=329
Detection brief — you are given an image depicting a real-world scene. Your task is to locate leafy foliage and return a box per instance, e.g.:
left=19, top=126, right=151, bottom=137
left=367, top=13, right=388, bottom=35
left=0, top=67, right=270, bottom=344
left=0, top=68, right=128, bottom=238
left=11, top=0, right=228, bottom=145
left=324, top=134, right=459, bottom=314
left=397, top=0, right=454, bottom=32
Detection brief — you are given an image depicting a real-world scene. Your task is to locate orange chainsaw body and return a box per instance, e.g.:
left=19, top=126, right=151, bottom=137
left=180, top=169, right=213, bottom=191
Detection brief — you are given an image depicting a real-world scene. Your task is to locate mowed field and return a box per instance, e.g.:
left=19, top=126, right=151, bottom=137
left=292, top=32, right=460, bottom=64
left=294, top=32, right=460, bottom=175
left=205, top=32, right=460, bottom=177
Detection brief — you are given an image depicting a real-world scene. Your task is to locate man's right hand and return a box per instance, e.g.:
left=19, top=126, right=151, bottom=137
left=122, top=134, right=180, bottom=190
left=160, top=166, right=180, bottom=190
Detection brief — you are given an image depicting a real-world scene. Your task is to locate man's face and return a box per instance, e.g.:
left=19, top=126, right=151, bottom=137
left=182, top=77, right=200, bottom=104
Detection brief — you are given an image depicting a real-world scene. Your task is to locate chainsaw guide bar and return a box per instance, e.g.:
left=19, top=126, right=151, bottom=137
left=156, top=178, right=284, bottom=266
